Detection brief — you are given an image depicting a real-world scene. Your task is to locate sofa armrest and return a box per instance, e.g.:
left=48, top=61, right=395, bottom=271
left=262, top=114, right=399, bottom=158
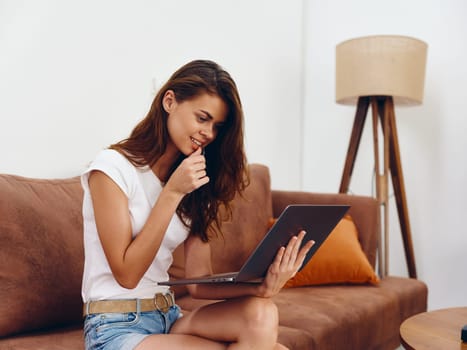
left=271, top=190, right=380, bottom=268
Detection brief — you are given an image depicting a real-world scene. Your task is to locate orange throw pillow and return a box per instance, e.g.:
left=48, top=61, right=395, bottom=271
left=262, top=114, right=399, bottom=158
left=284, top=214, right=379, bottom=287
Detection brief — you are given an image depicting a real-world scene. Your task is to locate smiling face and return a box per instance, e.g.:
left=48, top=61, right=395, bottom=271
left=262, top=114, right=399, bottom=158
left=163, top=90, right=228, bottom=156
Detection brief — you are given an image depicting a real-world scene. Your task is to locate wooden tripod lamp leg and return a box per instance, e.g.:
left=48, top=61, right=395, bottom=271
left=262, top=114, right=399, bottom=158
left=385, top=98, right=418, bottom=278
left=339, top=97, right=370, bottom=193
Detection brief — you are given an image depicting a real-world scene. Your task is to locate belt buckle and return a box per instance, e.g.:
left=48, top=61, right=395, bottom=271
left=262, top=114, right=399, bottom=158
left=154, top=293, right=171, bottom=313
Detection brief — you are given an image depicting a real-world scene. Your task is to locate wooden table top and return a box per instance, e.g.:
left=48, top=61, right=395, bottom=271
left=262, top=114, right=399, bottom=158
left=400, top=307, right=467, bottom=349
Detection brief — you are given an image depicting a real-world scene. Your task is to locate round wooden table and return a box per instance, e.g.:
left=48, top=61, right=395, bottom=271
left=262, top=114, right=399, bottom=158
left=400, top=307, right=467, bottom=349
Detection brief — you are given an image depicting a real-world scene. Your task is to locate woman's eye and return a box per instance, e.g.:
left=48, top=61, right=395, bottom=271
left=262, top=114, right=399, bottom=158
left=197, top=115, right=208, bottom=122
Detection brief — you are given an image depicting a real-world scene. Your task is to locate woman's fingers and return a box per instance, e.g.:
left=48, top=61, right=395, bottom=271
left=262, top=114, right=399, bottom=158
left=166, top=148, right=210, bottom=194
left=279, top=231, right=315, bottom=271
left=282, top=231, right=304, bottom=264
left=273, top=246, right=285, bottom=267
left=262, top=232, right=315, bottom=297
left=280, top=236, right=296, bottom=267
left=294, top=239, right=315, bottom=270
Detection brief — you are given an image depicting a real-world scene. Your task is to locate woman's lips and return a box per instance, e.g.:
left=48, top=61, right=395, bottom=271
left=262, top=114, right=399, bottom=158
left=190, top=137, right=203, bottom=148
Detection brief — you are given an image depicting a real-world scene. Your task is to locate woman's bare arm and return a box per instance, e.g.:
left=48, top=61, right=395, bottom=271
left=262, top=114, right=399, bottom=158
left=89, top=170, right=183, bottom=289
left=88, top=148, right=207, bottom=289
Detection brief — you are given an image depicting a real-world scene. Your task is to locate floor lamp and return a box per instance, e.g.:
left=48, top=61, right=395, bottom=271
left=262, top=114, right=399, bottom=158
left=335, top=35, right=428, bottom=278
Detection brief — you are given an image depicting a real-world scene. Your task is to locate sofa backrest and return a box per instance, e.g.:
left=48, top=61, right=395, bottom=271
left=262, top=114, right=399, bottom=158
left=0, top=174, right=84, bottom=337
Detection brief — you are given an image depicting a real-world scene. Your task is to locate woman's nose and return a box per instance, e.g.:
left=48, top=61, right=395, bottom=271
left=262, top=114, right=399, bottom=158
left=200, top=125, right=214, bottom=140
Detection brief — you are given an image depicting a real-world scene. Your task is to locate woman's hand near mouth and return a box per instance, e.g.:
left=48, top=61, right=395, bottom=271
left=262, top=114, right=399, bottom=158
left=165, top=147, right=208, bottom=196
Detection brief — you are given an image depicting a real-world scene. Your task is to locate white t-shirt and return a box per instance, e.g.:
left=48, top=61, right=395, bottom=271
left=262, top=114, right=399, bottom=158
left=81, top=149, right=189, bottom=302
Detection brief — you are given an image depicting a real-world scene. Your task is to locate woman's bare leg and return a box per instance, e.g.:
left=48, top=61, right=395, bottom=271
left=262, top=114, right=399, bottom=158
left=171, top=296, right=280, bottom=349
left=135, top=333, right=227, bottom=350
left=136, top=296, right=286, bottom=350
left=137, top=334, right=288, bottom=350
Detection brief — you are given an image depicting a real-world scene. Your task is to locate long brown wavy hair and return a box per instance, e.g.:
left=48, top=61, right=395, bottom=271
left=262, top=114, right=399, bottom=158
left=110, top=60, right=249, bottom=242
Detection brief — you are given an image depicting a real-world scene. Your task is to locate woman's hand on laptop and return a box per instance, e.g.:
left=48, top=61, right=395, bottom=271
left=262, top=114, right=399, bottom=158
left=257, top=231, right=314, bottom=298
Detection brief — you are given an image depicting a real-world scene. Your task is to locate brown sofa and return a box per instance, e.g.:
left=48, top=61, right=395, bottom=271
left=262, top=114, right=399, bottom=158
left=0, top=164, right=427, bottom=349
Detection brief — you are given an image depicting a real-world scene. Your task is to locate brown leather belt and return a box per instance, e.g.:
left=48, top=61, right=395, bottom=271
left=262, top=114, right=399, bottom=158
left=83, top=292, right=175, bottom=316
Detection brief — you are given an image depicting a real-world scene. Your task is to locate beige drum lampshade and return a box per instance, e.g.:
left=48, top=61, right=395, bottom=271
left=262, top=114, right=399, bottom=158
left=336, top=35, right=428, bottom=106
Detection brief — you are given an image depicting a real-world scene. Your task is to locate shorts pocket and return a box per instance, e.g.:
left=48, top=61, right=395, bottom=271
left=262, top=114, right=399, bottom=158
left=95, top=312, right=140, bottom=333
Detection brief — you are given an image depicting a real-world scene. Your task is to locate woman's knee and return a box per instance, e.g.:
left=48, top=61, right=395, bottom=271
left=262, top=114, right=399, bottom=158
left=235, top=297, right=280, bottom=348
left=241, top=297, right=279, bottom=330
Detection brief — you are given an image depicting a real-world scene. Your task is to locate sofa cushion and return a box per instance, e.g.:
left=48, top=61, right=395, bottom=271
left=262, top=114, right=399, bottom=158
left=0, top=325, right=83, bottom=350
left=0, top=175, right=84, bottom=337
left=284, top=215, right=379, bottom=287
left=274, top=276, right=427, bottom=350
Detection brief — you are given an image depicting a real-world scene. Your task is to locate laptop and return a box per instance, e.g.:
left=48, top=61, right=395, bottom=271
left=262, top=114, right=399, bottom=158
left=158, top=204, right=349, bottom=285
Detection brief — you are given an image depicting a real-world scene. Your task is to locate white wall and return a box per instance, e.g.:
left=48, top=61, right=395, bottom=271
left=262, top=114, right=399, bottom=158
left=1, top=0, right=466, bottom=311
left=0, top=0, right=304, bottom=189
left=303, top=0, right=467, bottom=310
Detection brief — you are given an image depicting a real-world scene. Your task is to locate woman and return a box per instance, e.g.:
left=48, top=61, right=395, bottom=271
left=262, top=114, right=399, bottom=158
left=81, top=59, right=313, bottom=350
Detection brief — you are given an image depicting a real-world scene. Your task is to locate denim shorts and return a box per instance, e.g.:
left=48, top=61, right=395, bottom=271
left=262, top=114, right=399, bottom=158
left=84, top=305, right=181, bottom=350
